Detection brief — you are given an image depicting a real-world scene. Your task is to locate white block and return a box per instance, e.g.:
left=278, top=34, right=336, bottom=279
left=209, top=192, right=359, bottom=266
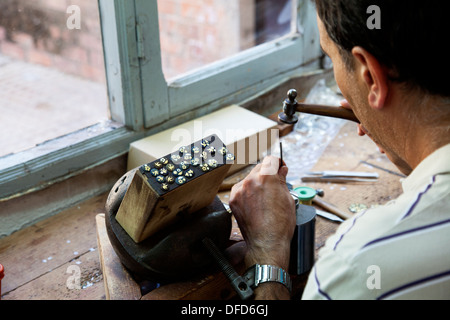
left=127, top=105, right=279, bottom=175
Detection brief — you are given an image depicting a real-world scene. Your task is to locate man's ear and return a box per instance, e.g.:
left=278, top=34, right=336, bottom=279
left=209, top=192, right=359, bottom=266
left=351, top=46, right=389, bottom=110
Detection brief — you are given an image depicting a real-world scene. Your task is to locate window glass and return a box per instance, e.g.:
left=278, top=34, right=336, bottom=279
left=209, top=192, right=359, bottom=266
left=157, top=0, right=292, bottom=80
left=0, top=0, right=109, bottom=157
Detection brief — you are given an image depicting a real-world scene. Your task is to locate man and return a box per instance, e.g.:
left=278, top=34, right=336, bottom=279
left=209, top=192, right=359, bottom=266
left=230, top=0, right=450, bottom=299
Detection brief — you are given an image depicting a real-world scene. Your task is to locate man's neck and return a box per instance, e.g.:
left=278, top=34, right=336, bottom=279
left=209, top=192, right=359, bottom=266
left=402, top=98, right=450, bottom=171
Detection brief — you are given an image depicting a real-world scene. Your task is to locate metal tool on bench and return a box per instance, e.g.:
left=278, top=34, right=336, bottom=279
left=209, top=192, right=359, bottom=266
left=313, top=187, right=353, bottom=221
left=278, top=89, right=360, bottom=125
left=290, top=202, right=317, bottom=276
left=316, top=208, right=344, bottom=223
left=290, top=189, right=344, bottom=223
left=105, top=141, right=319, bottom=299
left=302, top=170, right=379, bottom=183
left=204, top=199, right=317, bottom=299
left=103, top=88, right=365, bottom=299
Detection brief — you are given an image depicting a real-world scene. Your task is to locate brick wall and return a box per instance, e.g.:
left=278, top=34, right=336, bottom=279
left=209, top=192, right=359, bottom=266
left=0, top=0, right=283, bottom=83
left=156, top=0, right=290, bottom=80
left=157, top=0, right=255, bottom=79
left=0, top=0, right=105, bottom=83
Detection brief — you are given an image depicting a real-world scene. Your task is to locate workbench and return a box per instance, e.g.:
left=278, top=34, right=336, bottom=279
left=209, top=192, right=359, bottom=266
left=95, top=121, right=404, bottom=300
left=0, top=119, right=404, bottom=300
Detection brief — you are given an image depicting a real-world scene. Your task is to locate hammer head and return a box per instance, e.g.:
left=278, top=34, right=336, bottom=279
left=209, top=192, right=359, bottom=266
left=278, top=89, right=299, bottom=124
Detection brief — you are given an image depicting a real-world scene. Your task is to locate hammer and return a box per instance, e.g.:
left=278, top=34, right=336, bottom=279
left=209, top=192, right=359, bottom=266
left=278, top=89, right=360, bottom=124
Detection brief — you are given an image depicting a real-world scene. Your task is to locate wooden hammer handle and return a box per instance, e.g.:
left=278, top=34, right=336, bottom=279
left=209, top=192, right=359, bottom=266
left=313, top=197, right=353, bottom=220
left=298, top=104, right=359, bottom=123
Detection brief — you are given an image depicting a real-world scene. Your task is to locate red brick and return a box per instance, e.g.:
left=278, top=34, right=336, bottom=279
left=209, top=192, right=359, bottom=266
left=160, top=35, right=181, bottom=55
left=63, top=46, right=89, bottom=64
left=157, top=0, right=178, bottom=15
left=52, top=54, right=81, bottom=76
left=81, top=63, right=106, bottom=83
left=0, top=27, right=6, bottom=42
left=38, top=0, right=69, bottom=13
left=13, top=32, right=34, bottom=49
left=79, top=33, right=103, bottom=53
left=88, top=50, right=105, bottom=68
left=180, top=1, right=203, bottom=19
left=28, top=49, right=53, bottom=67
left=0, top=41, right=25, bottom=60
left=49, top=25, right=62, bottom=39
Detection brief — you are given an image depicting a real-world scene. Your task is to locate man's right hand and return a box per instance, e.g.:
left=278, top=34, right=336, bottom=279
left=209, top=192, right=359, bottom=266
left=229, top=156, right=296, bottom=300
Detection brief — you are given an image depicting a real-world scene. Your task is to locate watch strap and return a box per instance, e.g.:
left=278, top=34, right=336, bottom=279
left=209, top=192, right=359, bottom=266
left=243, top=264, right=292, bottom=293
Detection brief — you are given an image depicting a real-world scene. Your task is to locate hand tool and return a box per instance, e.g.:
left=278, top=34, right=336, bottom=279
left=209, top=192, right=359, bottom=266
left=279, top=141, right=284, bottom=169
left=290, top=204, right=316, bottom=275
left=278, top=89, right=359, bottom=125
left=302, top=177, right=378, bottom=183
left=360, top=160, right=406, bottom=178
left=293, top=186, right=317, bottom=205
left=312, top=197, right=353, bottom=221
left=307, top=171, right=379, bottom=179
left=302, top=170, right=379, bottom=183
left=315, top=188, right=325, bottom=197
left=103, top=88, right=360, bottom=296
left=290, top=190, right=343, bottom=222
left=202, top=237, right=254, bottom=300
left=315, top=208, right=344, bottom=223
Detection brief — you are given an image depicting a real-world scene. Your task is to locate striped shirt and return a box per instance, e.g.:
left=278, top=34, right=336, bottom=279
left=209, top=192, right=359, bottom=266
left=302, top=144, right=450, bottom=300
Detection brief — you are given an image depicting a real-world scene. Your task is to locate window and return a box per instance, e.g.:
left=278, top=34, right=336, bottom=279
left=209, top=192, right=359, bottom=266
left=0, top=0, right=109, bottom=158
left=157, top=0, right=293, bottom=79
left=0, top=0, right=320, bottom=204
left=103, top=0, right=320, bottom=129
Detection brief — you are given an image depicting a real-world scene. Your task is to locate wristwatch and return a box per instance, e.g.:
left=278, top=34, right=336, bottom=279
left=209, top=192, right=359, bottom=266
left=243, top=264, right=292, bottom=293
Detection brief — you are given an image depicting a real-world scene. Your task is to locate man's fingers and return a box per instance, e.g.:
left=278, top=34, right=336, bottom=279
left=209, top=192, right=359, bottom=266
left=340, top=99, right=351, bottom=109
left=278, top=165, right=289, bottom=181
left=230, top=179, right=244, bottom=200
left=260, top=156, right=281, bottom=176
left=340, top=100, right=366, bottom=136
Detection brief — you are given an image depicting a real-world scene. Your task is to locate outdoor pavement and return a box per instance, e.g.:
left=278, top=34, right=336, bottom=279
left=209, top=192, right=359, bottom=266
left=0, top=53, right=109, bottom=157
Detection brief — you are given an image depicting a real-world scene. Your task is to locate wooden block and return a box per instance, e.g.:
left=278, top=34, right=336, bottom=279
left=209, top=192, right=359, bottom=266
left=95, top=214, right=141, bottom=300
left=116, top=134, right=233, bottom=243
left=127, top=105, right=279, bottom=176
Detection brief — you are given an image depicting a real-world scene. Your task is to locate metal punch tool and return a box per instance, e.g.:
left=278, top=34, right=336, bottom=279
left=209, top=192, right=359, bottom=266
left=302, top=170, right=379, bottom=183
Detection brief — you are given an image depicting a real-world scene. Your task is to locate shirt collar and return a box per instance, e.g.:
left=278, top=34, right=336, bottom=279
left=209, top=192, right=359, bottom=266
left=402, top=143, right=450, bottom=193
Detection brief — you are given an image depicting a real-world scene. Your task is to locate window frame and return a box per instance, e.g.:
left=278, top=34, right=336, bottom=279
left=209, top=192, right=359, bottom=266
left=0, top=0, right=320, bottom=200
left=134, top=0, right=321, bottom=127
